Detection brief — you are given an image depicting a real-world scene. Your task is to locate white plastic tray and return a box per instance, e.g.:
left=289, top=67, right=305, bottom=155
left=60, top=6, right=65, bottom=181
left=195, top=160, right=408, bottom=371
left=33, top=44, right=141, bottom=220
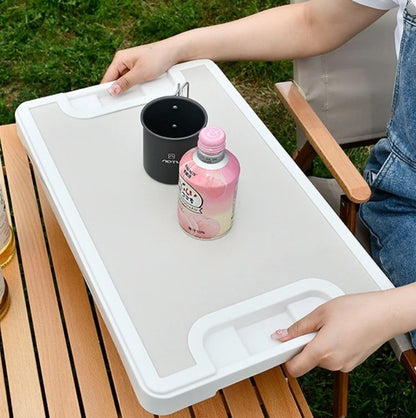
left=15, top=59, right=392, bottom=414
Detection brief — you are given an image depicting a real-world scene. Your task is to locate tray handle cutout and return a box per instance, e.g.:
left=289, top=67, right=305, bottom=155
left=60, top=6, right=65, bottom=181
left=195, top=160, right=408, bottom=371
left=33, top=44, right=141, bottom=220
left=188, top=279, right=344, bottom=371
left=57, top=67, right=186, bottom=118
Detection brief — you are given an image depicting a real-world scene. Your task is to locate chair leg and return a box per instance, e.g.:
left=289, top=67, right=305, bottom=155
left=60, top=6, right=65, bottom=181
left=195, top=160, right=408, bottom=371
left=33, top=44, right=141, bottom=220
left=333, top=371, right=349, bottom=418
left=334, top=195, right=360, bottom=417
left=293, top=141, right=316, bottom=175
left=400, top=349, right=416, bottom=387
left=339, top=194, right=359, bottom=233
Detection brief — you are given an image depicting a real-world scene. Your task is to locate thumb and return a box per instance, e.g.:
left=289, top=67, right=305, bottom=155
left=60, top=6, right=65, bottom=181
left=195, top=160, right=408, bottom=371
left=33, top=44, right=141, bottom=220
left=271, top=310, right=324, bottom=377
left=284, top=338, right=322, bottom=377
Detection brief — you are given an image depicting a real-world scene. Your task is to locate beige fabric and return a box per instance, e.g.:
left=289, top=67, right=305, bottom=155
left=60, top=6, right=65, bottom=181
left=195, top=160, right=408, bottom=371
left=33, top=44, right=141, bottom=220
left=308, top=177, right=371, bottom=252
left=389, top=334, right=414, bottom=359
left=291, top=3, right=397, bottom=146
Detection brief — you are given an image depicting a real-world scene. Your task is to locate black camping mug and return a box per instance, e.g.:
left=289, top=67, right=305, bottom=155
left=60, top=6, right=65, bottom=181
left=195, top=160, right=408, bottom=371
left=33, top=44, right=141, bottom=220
left=140, top=96, right=208, bottom=184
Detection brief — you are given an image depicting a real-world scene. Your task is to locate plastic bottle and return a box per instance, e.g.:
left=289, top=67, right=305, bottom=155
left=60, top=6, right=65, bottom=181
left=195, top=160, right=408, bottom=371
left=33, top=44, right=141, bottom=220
left=177, top=126, right=240, bottom=239
left=0, top=187, right=15, bottom=267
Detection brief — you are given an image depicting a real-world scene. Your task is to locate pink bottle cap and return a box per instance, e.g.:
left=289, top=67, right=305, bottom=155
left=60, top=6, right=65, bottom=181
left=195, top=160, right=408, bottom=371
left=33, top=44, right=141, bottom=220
left=198, top=126, right=226, bottom=155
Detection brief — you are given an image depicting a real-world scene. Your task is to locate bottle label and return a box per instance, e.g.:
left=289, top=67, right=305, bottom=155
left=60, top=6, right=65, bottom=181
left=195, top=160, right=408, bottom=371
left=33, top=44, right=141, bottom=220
left=178, top=179, right=203, bottom=214
left=0, top=191, right=10, bottom=249
left=177, top=152, right=240, bottom=239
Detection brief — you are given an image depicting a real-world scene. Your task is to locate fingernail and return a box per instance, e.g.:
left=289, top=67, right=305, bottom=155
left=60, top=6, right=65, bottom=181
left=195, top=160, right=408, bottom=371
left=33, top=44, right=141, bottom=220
left=271, top=329, right=288, bottom=340
left=109, top=84, right=121, bottom=96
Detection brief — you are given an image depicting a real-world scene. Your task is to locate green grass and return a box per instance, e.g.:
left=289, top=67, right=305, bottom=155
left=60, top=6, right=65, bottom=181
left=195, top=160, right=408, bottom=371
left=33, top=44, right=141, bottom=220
left=1, top=1, right=415, bottom=416
left=300, top=344, right=416, bottom=417
left=0, top=0, right=295, bottom=149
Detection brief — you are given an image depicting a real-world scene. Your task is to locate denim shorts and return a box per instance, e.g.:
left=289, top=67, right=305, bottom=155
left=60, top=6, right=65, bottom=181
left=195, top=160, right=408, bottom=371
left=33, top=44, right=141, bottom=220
left=359, top=5, right=416, bottom=348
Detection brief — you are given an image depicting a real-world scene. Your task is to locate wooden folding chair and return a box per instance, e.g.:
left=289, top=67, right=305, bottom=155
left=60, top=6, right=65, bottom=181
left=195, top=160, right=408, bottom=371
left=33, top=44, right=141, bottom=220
left=275, top=4, right=416, bottom=417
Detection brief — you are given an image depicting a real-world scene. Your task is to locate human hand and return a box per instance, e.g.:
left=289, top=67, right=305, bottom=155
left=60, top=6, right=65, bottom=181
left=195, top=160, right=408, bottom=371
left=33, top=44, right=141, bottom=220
left=271, top=291, right=400, bottom=377
left=101, top=39, right=180, bottom=95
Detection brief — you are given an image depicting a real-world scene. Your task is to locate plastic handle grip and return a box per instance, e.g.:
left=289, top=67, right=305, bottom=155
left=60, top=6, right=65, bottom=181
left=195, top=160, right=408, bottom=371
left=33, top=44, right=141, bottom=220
left=57, top=68, right=186, bottom=118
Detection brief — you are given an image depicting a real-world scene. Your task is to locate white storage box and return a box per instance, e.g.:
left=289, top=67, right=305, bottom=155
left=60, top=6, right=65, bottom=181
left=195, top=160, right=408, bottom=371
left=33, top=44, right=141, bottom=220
left=15, top=59, right=392, bottom=414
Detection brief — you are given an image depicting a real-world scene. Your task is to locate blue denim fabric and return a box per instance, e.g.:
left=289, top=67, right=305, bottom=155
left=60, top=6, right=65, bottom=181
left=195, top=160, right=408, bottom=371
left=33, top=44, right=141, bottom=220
left=360, top=5, right=416, bottom=349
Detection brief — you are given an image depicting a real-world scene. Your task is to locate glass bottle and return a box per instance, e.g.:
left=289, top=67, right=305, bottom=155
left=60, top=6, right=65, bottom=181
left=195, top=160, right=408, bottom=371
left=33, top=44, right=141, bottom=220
left=0, top=266, right=10, bottom=320
left=177, top=126, right=240, bottom=239
left=0, top=186, right=15, bottom=267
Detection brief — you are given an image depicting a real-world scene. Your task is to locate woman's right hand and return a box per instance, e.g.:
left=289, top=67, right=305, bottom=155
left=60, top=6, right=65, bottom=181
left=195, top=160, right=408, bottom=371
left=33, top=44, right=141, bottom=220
left=271, top=284, right=416, bottom=377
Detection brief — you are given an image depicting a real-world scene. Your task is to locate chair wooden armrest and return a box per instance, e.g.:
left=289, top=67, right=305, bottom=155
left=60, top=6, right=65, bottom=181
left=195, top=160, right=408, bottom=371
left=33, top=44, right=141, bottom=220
left=275, top=81, right=371, bottom=204
left=276, top=80, right=416, bottom=411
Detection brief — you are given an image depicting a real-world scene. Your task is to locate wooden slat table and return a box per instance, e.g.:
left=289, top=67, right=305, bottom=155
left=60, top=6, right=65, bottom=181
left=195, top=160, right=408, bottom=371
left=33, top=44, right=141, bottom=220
left=0, top=123, right=313, bottom=418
